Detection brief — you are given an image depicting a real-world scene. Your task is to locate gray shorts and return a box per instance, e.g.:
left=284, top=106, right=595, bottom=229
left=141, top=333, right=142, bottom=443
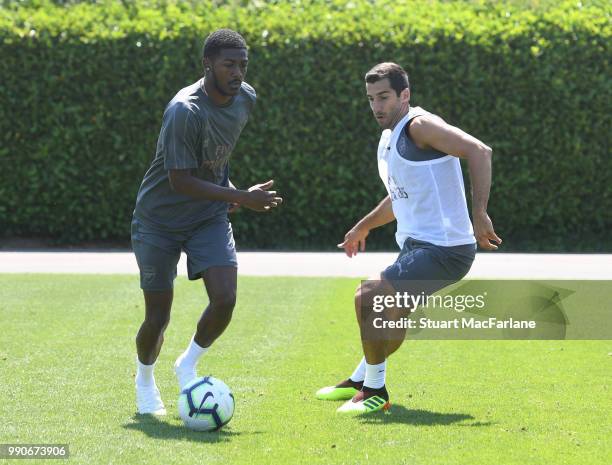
left=382, top=237, right=475, bottom=293
left=131, top=216, right=237, bottom=291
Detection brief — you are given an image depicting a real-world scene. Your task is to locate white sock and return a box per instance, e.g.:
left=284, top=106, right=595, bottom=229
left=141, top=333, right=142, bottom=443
left=363, top=360, right=387, bottom=389
left=177, top=336, right=208, bottom=371
left=135, top=358, right=155, bottom=386
left=349, top=357, right=366, bottom=382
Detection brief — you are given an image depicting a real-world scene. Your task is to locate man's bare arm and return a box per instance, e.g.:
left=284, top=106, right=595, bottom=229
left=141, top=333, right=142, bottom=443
left=169, top=170, right=282, bottom=212
left=359, top=195, right=395, bottom=230
left=409, top=115, right=502, bottom=250
left=338, top=195, right=395, bottom=257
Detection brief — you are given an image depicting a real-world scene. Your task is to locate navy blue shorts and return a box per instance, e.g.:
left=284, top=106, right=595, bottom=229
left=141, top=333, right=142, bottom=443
left=382, top=237, right=475, bottom=293
left=131, top=216, right=237, bottom=291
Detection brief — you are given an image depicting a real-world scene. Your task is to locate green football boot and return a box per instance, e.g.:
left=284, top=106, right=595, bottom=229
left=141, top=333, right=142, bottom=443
left=315, top=379, right=363, bottom=401
left=336, top=387, right=391, bottom=414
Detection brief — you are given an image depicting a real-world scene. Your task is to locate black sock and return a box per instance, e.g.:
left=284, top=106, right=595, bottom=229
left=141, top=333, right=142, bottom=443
left=362, top=385, right=389, bottom=401
left=338, top=378, right=363, bottom=389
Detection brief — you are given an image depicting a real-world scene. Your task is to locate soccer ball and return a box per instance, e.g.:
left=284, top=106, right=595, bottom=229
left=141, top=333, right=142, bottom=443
left=178, top=376, right=235, bottom=431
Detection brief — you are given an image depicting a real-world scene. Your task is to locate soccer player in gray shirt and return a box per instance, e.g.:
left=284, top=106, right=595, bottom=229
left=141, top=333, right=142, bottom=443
left=131, top=29, right=282, bottom=415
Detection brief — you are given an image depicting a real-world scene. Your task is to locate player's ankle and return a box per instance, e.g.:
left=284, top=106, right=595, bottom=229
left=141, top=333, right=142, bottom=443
left=362, top=384, right=389, bottom=401
left=336, top=378, right=363, bottom=389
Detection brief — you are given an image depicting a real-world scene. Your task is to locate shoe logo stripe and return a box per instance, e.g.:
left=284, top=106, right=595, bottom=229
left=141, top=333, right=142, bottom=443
left=363, top=397, right=385, bottom=409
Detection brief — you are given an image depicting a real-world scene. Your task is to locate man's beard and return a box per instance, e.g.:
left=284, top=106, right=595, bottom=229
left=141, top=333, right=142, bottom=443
left=386, top=104, right=407, bottom=129
left=210, top=68, right=232, bottom=96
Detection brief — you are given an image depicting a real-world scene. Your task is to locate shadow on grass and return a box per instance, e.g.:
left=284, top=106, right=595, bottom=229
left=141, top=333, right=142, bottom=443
left=358, top=405, right=491, bottom=427
left=123, top=414, right=261, bottom=443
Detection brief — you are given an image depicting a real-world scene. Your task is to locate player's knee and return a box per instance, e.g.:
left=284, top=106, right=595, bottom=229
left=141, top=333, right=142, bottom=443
left=355, top=284, right=377, bottom=320
left=357, top=284, right=378, bottom=309
left=210, top=291, right=236, bottom=314
left=145, top=312, right=171, bottom=334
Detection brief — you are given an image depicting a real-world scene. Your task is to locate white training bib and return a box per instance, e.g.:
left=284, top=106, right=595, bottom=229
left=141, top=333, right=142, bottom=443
left=377, top=107, right=476, bottom=248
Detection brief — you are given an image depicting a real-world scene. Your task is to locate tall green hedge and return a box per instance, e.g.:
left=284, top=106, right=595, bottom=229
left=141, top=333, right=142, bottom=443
left=1, top=0, right=610, bottom=250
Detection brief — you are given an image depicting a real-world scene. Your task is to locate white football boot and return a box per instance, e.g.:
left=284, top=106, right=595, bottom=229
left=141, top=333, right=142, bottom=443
left=136, top=382, right=167, bottom=415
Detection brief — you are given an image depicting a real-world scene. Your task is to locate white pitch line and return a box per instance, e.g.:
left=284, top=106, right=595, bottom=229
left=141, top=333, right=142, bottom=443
left=0, top=251, right=611, bottom=279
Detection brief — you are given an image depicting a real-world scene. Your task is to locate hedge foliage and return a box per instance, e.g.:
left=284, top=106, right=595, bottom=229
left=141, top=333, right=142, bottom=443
left=1, top=0, right=610, bottom=250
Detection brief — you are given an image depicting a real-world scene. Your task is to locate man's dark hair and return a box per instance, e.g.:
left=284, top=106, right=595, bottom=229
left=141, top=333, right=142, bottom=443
left=203, top=29, right=247, bottom=59
left=364, top=62, right=410, bottom=96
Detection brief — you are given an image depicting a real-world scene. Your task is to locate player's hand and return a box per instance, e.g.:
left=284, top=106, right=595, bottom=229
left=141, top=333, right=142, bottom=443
left=473, top=210, right=502, bottom=250
left=243, top=180, right=283, bottom=212
left=337, top=225, right=369, bottom=257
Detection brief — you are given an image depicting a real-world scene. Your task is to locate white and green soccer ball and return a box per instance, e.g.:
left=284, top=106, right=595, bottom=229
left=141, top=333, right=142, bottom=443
left=178, top=376, right=235, bottom=431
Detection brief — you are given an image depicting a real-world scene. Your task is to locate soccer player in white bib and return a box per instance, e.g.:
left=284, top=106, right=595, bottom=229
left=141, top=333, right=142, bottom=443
left=316, top=63, right=502, bottom=413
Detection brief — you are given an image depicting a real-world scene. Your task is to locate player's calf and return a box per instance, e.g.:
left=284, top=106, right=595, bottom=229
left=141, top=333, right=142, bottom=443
left=194, top=294, right=236, bottom=348
left=136, top=312, right=171, bottom=364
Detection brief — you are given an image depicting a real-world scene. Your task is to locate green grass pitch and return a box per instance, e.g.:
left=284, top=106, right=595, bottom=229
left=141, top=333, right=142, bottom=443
left=0, top=274, right=609, bottom=464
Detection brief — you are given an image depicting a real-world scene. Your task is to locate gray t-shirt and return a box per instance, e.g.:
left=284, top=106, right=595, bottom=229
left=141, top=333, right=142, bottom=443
left=134, top=79, right=256, bottom=231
